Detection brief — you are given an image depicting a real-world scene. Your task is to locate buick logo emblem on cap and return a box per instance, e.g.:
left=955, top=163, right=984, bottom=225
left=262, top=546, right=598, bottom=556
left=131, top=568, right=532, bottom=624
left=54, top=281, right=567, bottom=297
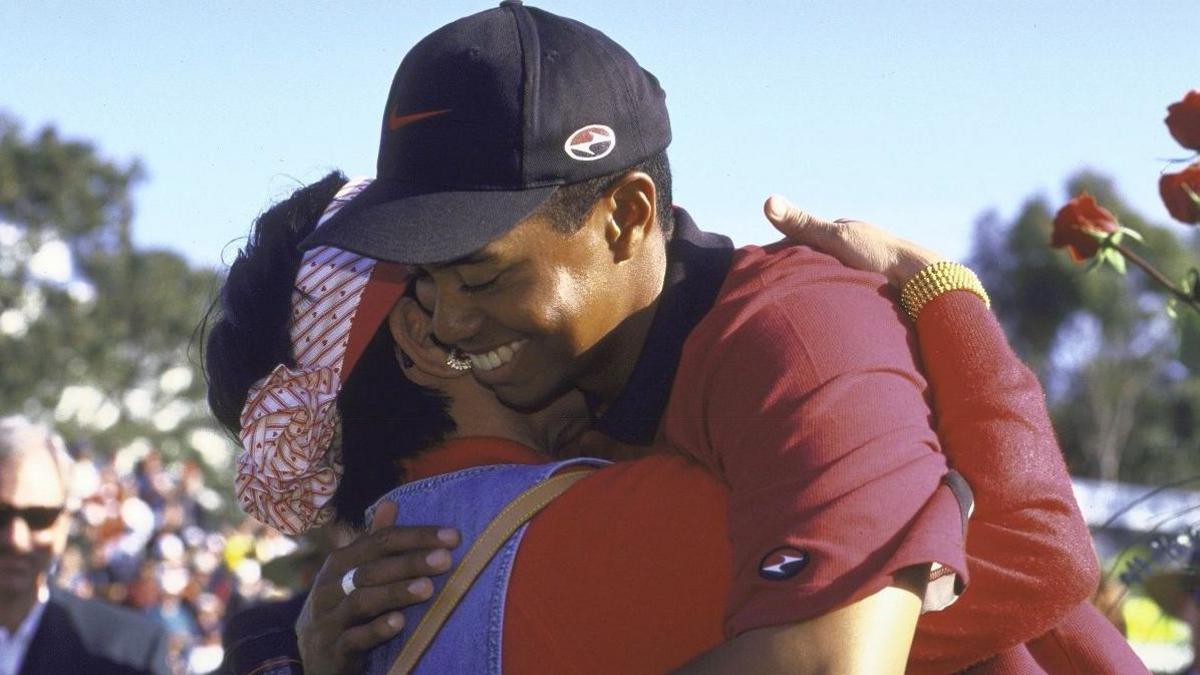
left=564, top=124, right=615, bottom=161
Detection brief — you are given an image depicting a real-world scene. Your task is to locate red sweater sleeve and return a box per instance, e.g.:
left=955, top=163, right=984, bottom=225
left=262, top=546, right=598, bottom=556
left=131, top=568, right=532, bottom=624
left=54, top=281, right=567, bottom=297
left=907, top=291, right=1100, bottom=674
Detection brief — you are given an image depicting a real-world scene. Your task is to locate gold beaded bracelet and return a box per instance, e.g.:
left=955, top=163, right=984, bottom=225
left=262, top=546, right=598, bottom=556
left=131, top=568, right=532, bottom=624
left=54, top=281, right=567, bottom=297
left=899, top=261, right=990, bottom=321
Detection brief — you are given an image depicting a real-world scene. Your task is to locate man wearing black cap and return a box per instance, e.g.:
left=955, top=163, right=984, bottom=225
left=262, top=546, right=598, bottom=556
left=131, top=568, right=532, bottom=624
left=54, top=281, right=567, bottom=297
left=304, top=2, right=972, bottom=671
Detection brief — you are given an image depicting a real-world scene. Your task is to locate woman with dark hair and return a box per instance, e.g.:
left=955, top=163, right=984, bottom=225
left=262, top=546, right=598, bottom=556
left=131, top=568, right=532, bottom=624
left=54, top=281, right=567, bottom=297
left=206, top=174, right=1140, bottom=674
left=206, top=172, right=457, bottom=529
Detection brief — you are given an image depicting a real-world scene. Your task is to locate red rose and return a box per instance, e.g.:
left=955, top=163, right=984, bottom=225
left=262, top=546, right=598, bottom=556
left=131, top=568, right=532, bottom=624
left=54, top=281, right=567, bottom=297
left=1051, top=192, right=1119, bottom=262
left=1166, top=91, right=1200, bottom=152
left=1159, top=163, right=1200, bottom=225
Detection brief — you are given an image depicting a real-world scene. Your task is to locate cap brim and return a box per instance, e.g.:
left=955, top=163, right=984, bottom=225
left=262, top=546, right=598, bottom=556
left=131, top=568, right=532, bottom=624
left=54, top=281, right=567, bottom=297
left=300, top=180, right=559, bottom=264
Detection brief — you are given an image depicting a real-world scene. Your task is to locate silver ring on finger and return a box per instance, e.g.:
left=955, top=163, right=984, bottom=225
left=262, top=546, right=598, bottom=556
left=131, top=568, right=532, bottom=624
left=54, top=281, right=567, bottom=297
left=341, top=567, right=358, bottom=596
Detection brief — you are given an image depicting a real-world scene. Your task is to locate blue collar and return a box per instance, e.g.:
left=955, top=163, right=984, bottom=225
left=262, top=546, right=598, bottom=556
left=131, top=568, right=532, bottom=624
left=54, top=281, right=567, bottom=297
left=591, top=207, right=734, bottom=445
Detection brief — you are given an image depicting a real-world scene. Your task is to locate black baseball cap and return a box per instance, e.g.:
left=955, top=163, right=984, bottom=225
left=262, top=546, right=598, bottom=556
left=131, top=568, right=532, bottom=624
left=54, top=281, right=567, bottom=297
left=302, top=1, right=672, bottom=264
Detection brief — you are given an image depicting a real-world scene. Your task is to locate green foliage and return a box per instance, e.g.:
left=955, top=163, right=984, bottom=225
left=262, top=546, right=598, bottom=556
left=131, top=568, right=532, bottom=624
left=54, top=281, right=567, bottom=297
left=0, top=114, right=235, bottom=513
left=0, top=117, right=141, bottom=251
left=969, top=170, right=1200, bottom=484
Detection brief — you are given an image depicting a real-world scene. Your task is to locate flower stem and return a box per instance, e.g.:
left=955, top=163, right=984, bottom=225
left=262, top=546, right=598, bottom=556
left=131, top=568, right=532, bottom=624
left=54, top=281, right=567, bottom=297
left=1113, top=242, right=1200, bottom=313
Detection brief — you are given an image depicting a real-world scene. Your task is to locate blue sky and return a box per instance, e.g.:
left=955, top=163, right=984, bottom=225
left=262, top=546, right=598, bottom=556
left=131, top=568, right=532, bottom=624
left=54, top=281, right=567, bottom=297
left=2, top=1, right=1196, bottom=269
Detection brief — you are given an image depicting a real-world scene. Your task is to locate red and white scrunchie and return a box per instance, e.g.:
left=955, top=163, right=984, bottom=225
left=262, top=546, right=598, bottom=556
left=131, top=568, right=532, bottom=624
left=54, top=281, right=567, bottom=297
left=236, top=177, right=408, bottom=535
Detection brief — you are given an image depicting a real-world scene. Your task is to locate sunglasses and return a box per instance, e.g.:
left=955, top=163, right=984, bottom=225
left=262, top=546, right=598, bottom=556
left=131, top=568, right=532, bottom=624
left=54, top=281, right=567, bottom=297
left=0, top=504, right=64, bottom=531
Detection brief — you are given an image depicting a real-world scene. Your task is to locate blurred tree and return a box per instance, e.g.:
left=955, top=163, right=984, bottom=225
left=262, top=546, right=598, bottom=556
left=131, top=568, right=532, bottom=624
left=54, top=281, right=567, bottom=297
left=970, top=170, right=1200, bottom=484
left=0, top=115, right=233, bottom=507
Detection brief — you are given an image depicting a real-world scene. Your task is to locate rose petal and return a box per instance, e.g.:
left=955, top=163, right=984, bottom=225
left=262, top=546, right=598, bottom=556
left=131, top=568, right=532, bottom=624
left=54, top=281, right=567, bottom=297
left=1051, top=192, right=1119, bottom=262
left=1159, top=164, right=1200, bottom=225
left=1166, top=91, right=1200, bottom=153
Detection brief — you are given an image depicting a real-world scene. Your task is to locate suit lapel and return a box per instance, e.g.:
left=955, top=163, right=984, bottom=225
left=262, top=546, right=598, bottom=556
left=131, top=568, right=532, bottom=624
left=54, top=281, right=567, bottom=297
left=19, top=599, right=84, bottom=675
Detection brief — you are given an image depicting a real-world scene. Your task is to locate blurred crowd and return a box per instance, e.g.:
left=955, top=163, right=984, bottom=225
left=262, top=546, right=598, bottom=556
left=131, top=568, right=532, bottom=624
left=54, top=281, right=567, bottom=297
left=28, top=440, right=1198, bottom=674
left=52, top=446, right=299, bottom=674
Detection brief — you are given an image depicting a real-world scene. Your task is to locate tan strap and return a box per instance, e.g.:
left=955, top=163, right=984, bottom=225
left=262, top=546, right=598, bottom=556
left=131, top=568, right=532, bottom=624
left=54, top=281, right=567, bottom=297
left=387, top=469, right=593, bottom=675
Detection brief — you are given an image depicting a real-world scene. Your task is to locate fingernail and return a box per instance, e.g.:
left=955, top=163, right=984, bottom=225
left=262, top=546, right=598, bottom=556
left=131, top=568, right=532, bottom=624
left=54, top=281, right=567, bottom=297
left=765, top=195, right=788, bottom=220
left=426, top=549, right=450, bottom=568
left=387, top=613, right=405, bottom=630
left=407, top=578, right=432, bottom=597
left=437, top=528, right=459, bottom=546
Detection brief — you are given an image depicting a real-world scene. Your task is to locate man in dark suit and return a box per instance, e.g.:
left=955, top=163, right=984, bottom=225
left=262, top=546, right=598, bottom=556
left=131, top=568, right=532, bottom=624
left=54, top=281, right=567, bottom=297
left=0, top=416, right=169, bottom=675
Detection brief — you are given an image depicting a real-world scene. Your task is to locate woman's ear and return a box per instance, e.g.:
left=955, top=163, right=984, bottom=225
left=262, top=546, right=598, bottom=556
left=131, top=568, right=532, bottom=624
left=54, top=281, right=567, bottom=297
left=386, top=297, right=471, bottom=380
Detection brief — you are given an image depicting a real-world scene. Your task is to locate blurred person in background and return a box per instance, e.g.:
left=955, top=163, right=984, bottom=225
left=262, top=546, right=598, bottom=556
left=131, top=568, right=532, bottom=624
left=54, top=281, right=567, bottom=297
left=0, top=415, right=169, bottom=675
left=19, top=425, right=285, bottom=673
left=220, top=525, right=352, bottom=675
left=1146, top=549, right=1200, bottom=675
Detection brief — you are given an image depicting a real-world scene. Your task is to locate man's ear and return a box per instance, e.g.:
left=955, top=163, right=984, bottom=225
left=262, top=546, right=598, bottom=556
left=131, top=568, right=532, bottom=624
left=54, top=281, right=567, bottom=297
left=603, top=171, right=657, bottom=262
left=386, top=297, right=471, bottom=380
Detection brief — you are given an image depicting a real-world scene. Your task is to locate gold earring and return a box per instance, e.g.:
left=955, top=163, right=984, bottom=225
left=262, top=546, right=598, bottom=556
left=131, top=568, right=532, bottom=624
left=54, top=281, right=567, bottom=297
left=445, top=349, right=472, bottom=372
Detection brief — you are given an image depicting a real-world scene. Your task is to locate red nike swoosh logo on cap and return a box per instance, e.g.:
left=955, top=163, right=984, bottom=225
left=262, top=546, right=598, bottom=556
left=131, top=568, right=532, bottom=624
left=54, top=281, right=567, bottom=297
left=387, top=108, right=452, bottom=131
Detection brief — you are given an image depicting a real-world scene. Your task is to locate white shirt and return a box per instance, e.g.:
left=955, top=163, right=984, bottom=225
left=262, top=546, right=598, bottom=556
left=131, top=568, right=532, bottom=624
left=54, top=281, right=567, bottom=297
left=0, top=586, right=49, bottom=675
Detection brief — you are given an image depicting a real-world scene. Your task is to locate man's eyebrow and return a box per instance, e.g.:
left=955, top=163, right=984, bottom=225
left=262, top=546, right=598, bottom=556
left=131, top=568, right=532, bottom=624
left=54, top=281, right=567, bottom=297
left=426, top=249, right=501, bottom=269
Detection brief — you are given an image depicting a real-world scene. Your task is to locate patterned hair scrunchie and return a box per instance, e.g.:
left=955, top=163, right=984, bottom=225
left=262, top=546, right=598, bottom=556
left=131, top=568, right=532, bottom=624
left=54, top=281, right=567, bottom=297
left=235, top=177, right=409, bottom=535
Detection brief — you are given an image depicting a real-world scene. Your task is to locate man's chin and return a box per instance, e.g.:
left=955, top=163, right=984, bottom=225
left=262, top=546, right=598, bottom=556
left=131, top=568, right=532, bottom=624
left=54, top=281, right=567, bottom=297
left=0, top=556, right=44, bottom=592
left=0, top=574, right=38, bottom=600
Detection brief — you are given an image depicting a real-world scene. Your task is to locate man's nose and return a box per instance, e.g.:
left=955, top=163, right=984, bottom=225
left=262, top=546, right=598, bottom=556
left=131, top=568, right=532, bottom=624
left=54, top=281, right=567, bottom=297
left=0, top=515, right=33, bottom=552
left=431, top=288, right=484, bottom=346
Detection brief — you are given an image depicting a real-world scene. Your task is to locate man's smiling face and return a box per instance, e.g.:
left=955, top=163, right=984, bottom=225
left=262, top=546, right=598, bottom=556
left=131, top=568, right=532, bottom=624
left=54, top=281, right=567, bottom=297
left=415, top=208, right=630, bottom=411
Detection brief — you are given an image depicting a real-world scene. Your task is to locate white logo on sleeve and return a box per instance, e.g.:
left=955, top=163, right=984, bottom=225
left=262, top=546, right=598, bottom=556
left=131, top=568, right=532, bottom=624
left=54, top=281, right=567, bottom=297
left=759, top=547, right=810, bottom=581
